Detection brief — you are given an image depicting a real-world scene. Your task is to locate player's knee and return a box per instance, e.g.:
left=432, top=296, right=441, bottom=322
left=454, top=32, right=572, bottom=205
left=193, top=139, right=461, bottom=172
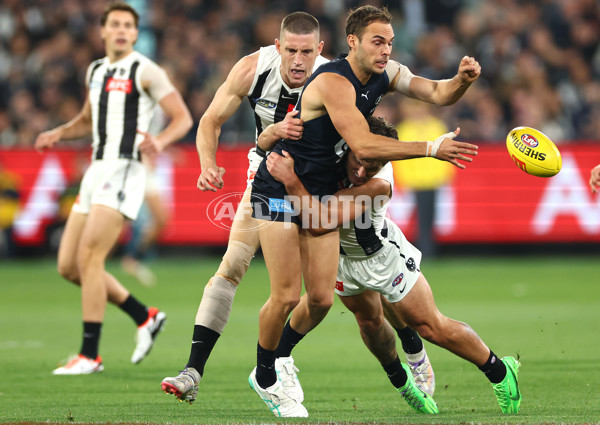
left=57, top=261, right=80, bottom=284
left=283, top=295, right=301, bottom=314
left=307, top=292, right=334, bottom=315
left=76, top=246, right=93, bottom=269
left=216, top=240, right=256, bottom=285
left=356, top=315, right=385, bottom=335
left=271, top=293, right=301, bottom=315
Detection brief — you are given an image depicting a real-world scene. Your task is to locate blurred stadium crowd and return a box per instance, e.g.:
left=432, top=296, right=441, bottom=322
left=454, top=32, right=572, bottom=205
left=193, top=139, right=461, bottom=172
left=0, top=0, right=599, bottom=149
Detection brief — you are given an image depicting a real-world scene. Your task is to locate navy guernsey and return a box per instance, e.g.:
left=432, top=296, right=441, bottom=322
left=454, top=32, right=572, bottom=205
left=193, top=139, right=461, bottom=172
left=252, top=56, right=390, bottom=200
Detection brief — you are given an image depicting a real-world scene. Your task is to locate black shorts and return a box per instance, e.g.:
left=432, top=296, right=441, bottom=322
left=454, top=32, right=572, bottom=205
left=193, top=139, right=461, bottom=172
left=251, top=146, right=344, bottom=225
left=250, top=188, right=302, bottom=225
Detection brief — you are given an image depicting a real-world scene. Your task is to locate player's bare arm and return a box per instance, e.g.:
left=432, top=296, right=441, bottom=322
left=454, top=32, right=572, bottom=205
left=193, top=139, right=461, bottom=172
left=403, top=56, right=481, bottom=106
left=138, top=90, right=192, bottom=157
left=34, top=97, right=92, bottom=152
left=590, top=164, right=600, bottom=194
left=257, top=110, right=304, bottom=151
left=313, top=73, right=478, bottom=166
left=267, top=150, right=390, bottom=235
left=196, top=52, right=258, bottom=191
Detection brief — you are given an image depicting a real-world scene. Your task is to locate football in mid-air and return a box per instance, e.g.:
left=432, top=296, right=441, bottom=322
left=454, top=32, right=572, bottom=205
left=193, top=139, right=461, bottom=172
left=506, top=126, right=562, bottom=177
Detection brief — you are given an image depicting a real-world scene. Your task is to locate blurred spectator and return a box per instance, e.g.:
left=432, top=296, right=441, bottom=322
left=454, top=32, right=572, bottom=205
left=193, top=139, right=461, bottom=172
left=0, top=0, right=599, bottom=145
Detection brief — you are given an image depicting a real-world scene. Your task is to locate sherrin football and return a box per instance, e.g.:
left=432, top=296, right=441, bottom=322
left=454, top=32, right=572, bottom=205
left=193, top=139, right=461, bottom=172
left=506, top=126, right=562, bottom=177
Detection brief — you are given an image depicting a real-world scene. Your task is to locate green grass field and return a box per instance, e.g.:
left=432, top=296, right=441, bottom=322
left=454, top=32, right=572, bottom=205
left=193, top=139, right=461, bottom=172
left=1, top=254, right=599, bottom=424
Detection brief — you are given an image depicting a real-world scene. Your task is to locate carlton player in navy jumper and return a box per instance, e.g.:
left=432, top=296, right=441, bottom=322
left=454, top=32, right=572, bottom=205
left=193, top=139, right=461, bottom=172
left=249, top=6, right=480, bottom=417
left=34, top=2, right=192, bottom=375
left=161, top=12, right=328, bottom=404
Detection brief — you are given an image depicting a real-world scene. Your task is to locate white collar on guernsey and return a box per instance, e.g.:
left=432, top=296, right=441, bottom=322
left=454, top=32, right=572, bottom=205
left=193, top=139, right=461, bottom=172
left=106, top=50, right=138, bottom=67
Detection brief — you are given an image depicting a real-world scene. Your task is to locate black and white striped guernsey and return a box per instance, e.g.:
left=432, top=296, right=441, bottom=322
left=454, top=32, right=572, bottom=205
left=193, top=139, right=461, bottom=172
left=86, top=51, right=159, bottom=161
left=247, top=45, right=329, bottom=150
left=339, top=163, right=395, bottom=258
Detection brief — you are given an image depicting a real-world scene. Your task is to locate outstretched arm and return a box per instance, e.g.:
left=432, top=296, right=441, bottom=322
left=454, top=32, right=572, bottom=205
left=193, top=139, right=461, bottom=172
left=307, top=73, right=478, bottom=167
left=404, top=56, right=481, bottom=106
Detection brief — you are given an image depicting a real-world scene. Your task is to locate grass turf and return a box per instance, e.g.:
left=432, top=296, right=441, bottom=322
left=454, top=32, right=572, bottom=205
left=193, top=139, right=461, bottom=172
left=0, top=255, right=598, bottom=424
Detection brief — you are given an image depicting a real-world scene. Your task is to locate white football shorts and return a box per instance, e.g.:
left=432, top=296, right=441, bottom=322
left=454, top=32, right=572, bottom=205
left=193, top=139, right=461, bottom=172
left=335, top=220, right=422, bottom=303
left=72, top=159, right=146, bottom=220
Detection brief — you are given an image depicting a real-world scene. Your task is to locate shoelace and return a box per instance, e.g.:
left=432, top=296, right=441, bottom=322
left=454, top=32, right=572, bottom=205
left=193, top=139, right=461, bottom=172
left=279, top=362, right=299, bottom=389
left=410, top=361, right=430, bottom=384
left=176, top=369, right=199, bottom=386
left=400, top=385, right=425, bottom=410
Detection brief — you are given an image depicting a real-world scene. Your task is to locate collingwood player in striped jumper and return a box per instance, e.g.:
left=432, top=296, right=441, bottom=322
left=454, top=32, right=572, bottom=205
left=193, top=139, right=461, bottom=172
left=161, top=11, right=328, bottom=404
left=267, top=117, right=521, bottom=415
left=34, top=2, right=192, bottom=375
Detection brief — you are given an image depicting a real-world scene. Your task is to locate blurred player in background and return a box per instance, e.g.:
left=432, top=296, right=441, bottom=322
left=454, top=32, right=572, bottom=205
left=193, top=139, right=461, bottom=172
left=34, top=2, right=192, bottom=375
left=161, top=11, right=328, bottom=403
left=121, top=154, right=170, bottom=287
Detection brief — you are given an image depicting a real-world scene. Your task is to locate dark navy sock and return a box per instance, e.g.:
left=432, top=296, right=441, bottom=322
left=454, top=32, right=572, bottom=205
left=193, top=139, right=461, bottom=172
left=383, top=355, right=408, bottom=389
left=186, top=325, right=221, bottom=376
left=478, top=350, right=507, bottom=384
left=119, top=295, right=148, bottom=326
left=255, top=342, right=277, bottom=389
left=396, top=326, right=423, bottom=355
left=274, top=320, right=305, bottom=358
left=80, top=322, right=102, bottom=360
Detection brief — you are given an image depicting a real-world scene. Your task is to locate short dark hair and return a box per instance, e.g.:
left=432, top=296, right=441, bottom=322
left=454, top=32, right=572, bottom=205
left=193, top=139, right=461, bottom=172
left=101, top=2, right=140, bottom=28
left=346, top=5, right=392, bottom=41
left=367, top=115, right=397, bottom=139
left=281, top=12, right=320, bottom=37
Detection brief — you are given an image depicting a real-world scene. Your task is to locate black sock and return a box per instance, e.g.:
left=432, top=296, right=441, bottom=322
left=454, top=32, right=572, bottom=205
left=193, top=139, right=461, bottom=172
left=274, top=320, right=305, bottom=358
left=186, top=325, right=221, bottom=376
left=119, top=295, right=148, bottom=326
left=478, top=350, right=507, bottom=384
left=396, top=326, right=423, bottom=355
left=383, top=355, right=408, bottom=389
left=80, top=322, right=102, bottom=360
left=255, top=342, right=277, bottom=389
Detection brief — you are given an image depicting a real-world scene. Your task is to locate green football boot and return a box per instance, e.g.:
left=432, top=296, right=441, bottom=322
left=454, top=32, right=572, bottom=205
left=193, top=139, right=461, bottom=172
left=492, top=356, right=522, bottom=413
left=397, top=363, right=439, bottom=414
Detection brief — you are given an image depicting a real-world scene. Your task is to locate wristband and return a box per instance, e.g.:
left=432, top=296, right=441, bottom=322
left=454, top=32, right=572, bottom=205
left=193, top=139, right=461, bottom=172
left=431, top=138, right=443, bottom=157
left=428, top=131, right=454, bottom=158
left=426, top=139, right=443, bottom=157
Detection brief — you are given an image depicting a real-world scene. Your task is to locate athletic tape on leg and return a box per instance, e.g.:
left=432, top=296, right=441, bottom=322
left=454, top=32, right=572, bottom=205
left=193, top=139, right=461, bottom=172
left=195, top=276, right=237, bottom=334
left=216, top=240, right=255, bottom=285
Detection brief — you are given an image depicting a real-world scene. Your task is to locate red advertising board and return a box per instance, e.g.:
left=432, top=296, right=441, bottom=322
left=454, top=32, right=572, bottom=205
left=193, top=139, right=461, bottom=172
left=2, top=144, right=600, bottom=246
